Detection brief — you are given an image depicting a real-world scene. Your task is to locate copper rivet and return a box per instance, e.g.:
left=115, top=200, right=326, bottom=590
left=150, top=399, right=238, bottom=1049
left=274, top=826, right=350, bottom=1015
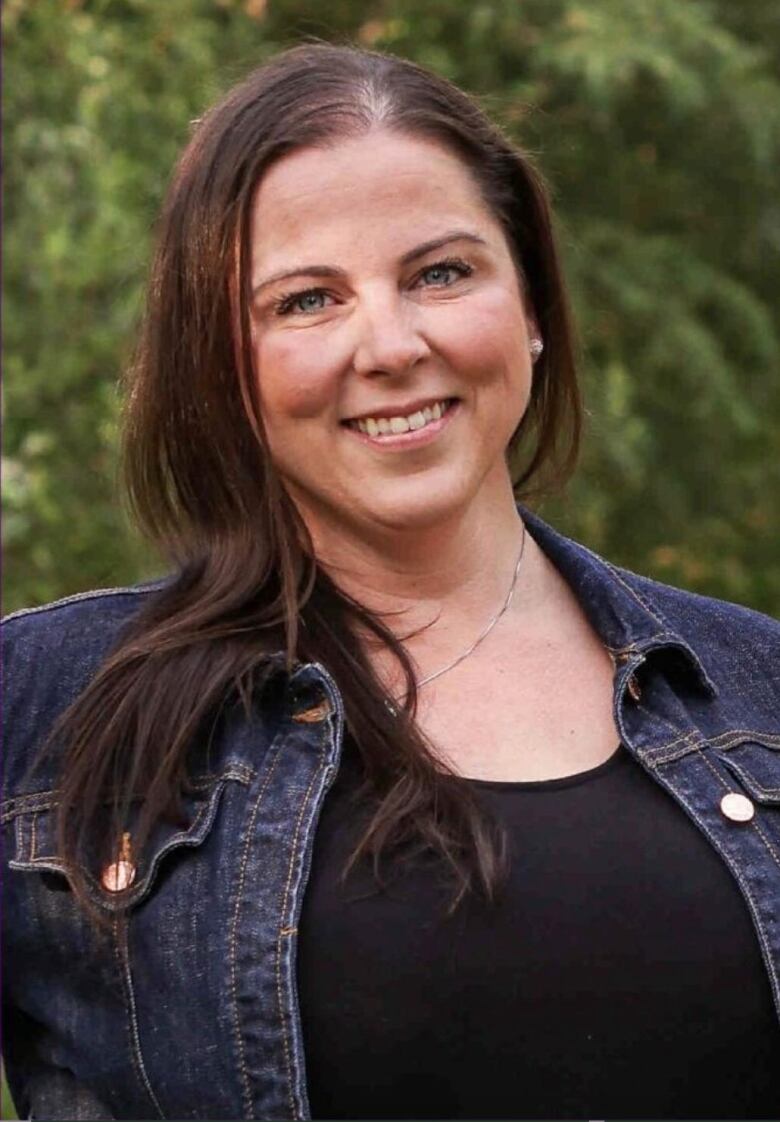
left=720, top=792, right=754, bottom=823
left=102, top=859, right=136, bottom=892
left=102, top=832, right=136, bottom=892
left=292, top=700, right=333, bottom=724
left=627, top=673, right=642, bottom=702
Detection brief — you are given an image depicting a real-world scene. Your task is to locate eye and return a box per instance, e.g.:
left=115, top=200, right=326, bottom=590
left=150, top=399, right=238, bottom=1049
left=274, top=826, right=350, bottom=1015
left=416, top=257, right=473, bottom=288
left=274, top=288, right=334, bottom=316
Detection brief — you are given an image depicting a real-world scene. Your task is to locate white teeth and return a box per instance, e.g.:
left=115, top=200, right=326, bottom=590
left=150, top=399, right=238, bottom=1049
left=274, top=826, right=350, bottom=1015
left=351, top=398, right=451, bottom=437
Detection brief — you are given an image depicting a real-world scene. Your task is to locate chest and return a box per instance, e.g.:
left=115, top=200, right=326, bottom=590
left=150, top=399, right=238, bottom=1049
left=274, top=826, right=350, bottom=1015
left=297, top=747, right=780, bottom=1119
left=412, top=628, right=620, bottom=781
left=6, top=669, right=780, bottom=1119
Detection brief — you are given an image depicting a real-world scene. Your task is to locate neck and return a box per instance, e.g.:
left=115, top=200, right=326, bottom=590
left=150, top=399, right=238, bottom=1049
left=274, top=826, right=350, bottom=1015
left=300, top=477, right=551, bottom=680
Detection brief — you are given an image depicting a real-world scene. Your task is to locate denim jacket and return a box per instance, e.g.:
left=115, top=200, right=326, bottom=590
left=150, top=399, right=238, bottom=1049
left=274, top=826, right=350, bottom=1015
left=3, top=510, right=780, bottom=1121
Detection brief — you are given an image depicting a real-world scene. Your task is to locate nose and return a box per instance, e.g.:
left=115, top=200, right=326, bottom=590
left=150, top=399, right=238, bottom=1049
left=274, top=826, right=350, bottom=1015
left=351, top=291, right=431, bottom=378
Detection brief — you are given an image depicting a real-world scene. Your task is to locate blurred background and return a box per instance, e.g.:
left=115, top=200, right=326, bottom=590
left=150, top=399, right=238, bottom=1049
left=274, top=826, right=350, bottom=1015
left=2, top=3, right=780, bottom=1113
left=4, top=0, right=780, bottom=622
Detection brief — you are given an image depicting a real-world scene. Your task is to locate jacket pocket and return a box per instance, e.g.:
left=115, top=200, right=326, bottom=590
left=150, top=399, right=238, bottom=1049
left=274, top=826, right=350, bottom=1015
left=714, top=732, right=780, bottom=856
left=714, top=732, right=780, bottom=804
left=5, top=763, right=253, bottom=912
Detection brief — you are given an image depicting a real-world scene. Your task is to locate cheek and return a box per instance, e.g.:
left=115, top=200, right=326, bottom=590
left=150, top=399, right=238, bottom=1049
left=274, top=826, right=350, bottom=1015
left=253, top=332, right=338, bottom=422
left=437, top=289, right=530, bottom=385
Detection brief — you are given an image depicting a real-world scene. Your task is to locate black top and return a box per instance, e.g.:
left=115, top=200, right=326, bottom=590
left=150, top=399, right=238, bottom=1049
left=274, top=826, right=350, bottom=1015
left=297, top=741, right=780, bottom=1120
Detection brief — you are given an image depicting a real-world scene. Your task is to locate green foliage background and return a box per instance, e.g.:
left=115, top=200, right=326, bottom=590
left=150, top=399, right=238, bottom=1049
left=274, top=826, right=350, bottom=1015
left=4, top=0, right=780, bottom=618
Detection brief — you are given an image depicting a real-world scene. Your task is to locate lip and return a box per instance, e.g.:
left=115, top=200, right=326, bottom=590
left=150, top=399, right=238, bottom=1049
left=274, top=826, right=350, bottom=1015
left=342, top=395, right=458, bottom=424
left=342, top=398, right=460, bottom=450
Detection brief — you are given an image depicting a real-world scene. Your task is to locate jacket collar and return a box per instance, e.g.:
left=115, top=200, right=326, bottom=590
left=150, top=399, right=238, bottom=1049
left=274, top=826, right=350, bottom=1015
left=521, top=506, right=717, bottom=696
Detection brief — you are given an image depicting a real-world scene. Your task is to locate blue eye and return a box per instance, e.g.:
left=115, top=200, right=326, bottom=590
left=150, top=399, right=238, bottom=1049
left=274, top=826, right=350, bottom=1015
left=418, top=258, right=473, bottom=288
left=276, top=289, right=332, bottom=316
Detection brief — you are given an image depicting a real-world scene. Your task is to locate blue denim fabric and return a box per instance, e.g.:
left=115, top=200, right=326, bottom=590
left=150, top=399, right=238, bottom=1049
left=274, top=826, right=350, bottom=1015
left=3, top=510, right=780, bottom=1120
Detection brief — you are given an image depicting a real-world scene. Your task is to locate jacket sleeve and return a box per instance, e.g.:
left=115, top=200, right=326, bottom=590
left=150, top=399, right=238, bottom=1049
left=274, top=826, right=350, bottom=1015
left=3, top=1007, right=116, bottom=1121
left=2, top=600, right=140, bottom=1122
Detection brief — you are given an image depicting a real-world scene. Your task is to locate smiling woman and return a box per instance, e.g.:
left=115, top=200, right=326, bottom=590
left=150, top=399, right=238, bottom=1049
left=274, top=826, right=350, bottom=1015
left=249, top=132, right=537, bottom=540
left=3, top=43, right=780, bottom=1122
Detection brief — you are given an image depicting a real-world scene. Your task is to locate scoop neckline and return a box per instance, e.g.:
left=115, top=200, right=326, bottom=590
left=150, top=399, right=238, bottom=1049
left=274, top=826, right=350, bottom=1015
left=462, top=742, right=626, bottom=791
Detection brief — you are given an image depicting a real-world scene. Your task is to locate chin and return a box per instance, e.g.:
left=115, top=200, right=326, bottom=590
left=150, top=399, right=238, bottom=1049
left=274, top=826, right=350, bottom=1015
left=284, top=459, right=499, bottom=543
left=350, top=474, right=481, bottom=536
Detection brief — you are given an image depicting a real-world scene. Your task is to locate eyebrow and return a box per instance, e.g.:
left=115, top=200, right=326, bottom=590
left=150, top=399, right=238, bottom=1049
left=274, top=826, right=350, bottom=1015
left=250, top=229, right=488, bottom=297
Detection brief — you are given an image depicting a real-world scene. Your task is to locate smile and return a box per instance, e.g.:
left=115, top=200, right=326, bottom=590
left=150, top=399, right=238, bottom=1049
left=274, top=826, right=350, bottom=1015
left=345, top=398, right=457, bottom=437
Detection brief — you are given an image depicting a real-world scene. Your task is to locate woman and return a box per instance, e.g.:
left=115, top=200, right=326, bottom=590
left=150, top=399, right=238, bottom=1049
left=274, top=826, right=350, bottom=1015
left=3, top=43, right=780, bottom=1121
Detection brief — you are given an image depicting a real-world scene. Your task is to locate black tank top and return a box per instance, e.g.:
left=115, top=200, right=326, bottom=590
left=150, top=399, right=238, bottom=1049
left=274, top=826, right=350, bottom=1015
left=297, top=740, right=780, bottom=1119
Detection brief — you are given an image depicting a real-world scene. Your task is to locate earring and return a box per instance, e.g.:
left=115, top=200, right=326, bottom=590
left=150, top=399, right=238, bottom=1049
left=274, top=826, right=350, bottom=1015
left=529, top=338, right=544, bottom=361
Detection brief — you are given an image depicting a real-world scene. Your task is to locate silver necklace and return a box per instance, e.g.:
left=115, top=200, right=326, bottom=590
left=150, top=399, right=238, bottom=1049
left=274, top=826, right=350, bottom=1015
left=386, top=523, right=526, bottom=713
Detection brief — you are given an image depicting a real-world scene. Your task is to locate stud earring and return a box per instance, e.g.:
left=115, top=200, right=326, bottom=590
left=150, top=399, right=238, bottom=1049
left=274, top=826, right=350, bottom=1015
left=529, top=338, right=544, bottom=361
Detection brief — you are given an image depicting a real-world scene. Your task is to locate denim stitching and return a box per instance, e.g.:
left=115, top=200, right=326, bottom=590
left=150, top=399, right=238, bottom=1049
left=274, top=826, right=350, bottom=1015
left=688, top=738, right=780, bottom=871
left=113, top=916, right=166, bottom=1119
left=604, top=562, right=669, bottom=630
left=607, top=643, right=642, bottom=657
left=227, top=741, right=283, bottom=1119
left=646, top=728, right=780, bottom=768
left=699, top=811, right=780, bottom=1012
left=8, top=857, right=68, bottom=877
left=631, top=698, right=690, bottom=753
left=651, top=737, right=704, bottom=766
left=721, top=756, right=780, bottom=799
left=7, top=780, right=247, bottom=906
left=188, top=765, right=255, bottom=786
left=276, top=763, right=323, bottom=1121
left=696, top=743, right=734, bottom=791
left=751, top=819, right=780, bottom=870
left=2, top=581, right=166, bottom=624
left=599, top=557, right=717, bottom=690
left=2, top=793, right=59, bottom=822
left=646, top=762, right=780, bottom=1017
left=115, top=791, right=215, bottom=909
left=545, top=526, right=669, bottom=630
left=1, top=767, right=253, bottom=823
left=710, top=730, right=780, bottom=750
left=715, top=746, right=780, bottom=870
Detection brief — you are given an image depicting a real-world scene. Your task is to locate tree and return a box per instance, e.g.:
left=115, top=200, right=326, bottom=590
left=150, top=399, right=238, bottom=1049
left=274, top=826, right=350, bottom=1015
left=4, top=0, right=779, bottom=615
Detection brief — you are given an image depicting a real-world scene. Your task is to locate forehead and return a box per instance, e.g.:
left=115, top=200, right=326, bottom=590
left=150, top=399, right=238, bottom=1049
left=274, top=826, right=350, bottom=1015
left=249, top=129, right=502, bottom=266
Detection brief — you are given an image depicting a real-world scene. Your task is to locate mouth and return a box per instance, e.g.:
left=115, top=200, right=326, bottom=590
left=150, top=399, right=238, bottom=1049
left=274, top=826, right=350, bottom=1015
left=342, top=397, right=458, bottom=438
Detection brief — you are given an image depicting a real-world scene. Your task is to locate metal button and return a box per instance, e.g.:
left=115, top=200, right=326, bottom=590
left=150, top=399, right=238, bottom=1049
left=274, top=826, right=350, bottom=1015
left=102, top=832, right=136, bottom=892
left=292, top=699, right=333, bottom=724
left=720, top=792, right=755, bottom=823
left=627, top=673, right=642, bottom=702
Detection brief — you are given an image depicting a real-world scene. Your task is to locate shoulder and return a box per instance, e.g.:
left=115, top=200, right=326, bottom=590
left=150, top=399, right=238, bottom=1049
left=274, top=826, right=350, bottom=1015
left=616, top=564, right=780, bottom=656
left=2, top=580, right=168, bottom=796
left=522, top=507, right=779, bottom=716
left=3, top=578, right=167, bottom=634
left=525, top=505, right=778, bottom=654
left=610, top=564, right=780, bottom=728
left=2, top=579, right=168, bottom=682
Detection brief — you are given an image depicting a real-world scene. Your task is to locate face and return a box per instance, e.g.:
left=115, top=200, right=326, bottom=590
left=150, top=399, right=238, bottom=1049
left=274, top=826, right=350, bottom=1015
left=248, top=129, right=537, bottom=546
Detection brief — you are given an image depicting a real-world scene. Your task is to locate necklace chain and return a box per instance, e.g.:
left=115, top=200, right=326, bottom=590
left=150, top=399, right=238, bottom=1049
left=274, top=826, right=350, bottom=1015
left=387, top=523, right=527, bottom=712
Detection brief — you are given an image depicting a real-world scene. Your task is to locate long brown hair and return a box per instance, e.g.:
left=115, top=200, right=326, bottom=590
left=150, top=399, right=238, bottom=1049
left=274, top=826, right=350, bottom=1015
left=51, top=43, right=581, bottom=921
